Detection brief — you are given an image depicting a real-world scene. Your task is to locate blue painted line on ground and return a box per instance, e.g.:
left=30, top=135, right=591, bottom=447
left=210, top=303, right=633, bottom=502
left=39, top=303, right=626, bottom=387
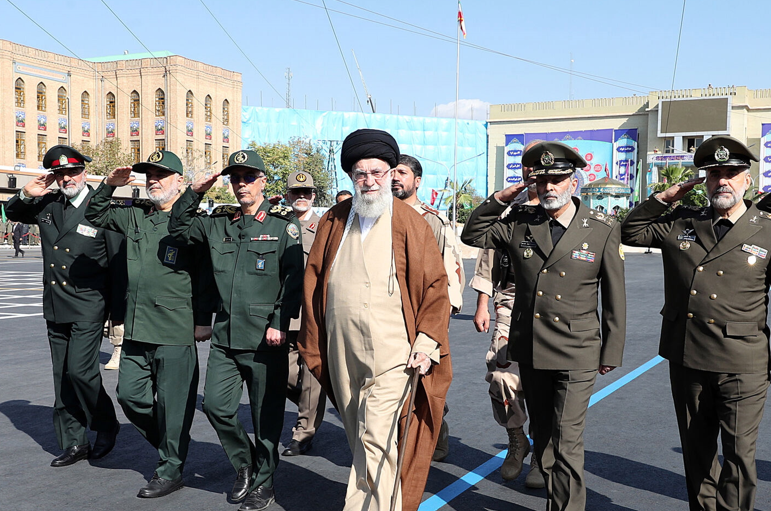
left=419, top=355, right=666, bottom=511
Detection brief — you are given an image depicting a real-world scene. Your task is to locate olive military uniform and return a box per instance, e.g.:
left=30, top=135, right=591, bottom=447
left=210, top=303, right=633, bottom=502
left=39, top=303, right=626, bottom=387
left=169, top=183, right=304, bottom=492
left=462, top=142, right=626, bottom=511
left=5, top=149, right=124, bottom=456
left=85, top=168, right=215, bottom=482
left=621, top=136, right=769, bottom=511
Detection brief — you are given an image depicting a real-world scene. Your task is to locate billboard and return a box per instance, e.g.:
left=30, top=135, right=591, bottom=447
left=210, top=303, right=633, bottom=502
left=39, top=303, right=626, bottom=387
left=504, top=134, right=524, bottom=185
left=658, top=97, right=730, bottom=137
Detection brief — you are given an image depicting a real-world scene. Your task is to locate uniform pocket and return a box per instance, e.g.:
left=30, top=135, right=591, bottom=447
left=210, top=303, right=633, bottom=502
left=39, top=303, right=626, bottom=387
left=155, top=296, right=190, bottom=310
left=249, top=303, right=274, bottom=319
left=247, top=243, right=278, bottom=275
left=569, top=317, right=599, bottom=332
left=724, top=322, right=758, bottom=338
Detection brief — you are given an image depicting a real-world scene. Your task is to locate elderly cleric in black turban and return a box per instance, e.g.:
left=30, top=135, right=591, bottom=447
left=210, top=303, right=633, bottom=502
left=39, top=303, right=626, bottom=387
left=340, top=129, right=400, bottom=174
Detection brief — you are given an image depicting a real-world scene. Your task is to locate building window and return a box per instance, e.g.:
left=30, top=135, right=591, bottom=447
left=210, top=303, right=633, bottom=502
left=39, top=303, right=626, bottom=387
left=222, top=99, right=229, bottom=126
left=155, top=139, right=165, bottom=151
left=186, top=91, right=194, bottom=118
left=222, top=146, right=229, bottom=169
left=37, top=82, right=46, bottom=111
left=205, top=143, right=212, bottom=167
left=130, top=140, right=141, bottom=163
left=106, top=92, right=116, bottom=120
left=205, top=95, right=212, bottom=122
left=81, top=91, right=90, bottom=119
left=15, top=78, right=25, bottom=108
left=155, top=88, right=165, bottom=117
left=15, top=132, right=26, bottom=159
left=186, top=140, right=194, bottom=161
left=58, top=137, right=67, bottom=146
left=37, top=134, right=47, bottom=161
left=81, top=140, right=91, bottom=152
left=130, top=90, right=140, bottom=119
left=58, top=87, right=67, bottom=115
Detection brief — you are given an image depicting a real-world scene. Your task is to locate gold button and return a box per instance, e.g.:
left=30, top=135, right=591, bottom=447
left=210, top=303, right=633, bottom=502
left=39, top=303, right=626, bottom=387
left=560, top=272, right=566, bottom=277
left=687, top=313, right=693, bottom=318
left=534, top=313, right=541, bottom=319
left=50, top=263, right=54, bottom=268
left=710, top=294, right=717, bottom=300
left=61, top=281, right=67, bottom=286
left=537, top=291, right=544, bottom=296
left=61, top=265, right=66, bottom=270
left=697, top=266, right=704, bottom=272
left=53, top=245, right=58, bottom=250
left=555, top=295, right=562, bottom=300
left=541, top=269, right=548, bottom=274
left=51, top=281, right=56, bottom=285
left=717, top=271, right=724, bottom=276
left=553, top=317, right=560, bottom=322
left=708, top=319, right=715, bottom=324
left=65, top=248, right=70, bottom=252
left=690, top=290, right=697, bottom=295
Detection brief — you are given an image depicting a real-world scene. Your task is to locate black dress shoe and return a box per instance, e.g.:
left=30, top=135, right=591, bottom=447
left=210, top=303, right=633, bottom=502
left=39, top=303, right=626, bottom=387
left=239, top=486, right=275, bottom=511
left=51, top=444, right=90, bottom=467
left=281, top=438, right=313, bottom=456
left=137, top=472, right=184, bottom=498
left=91, top=421, right=120, bottom=459
left=231, top=465, right=253, bottom=503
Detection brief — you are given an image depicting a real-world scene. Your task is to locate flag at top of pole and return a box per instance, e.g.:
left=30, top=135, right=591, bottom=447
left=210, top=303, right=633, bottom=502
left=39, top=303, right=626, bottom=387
left=458, top=1, right=466, bottom=38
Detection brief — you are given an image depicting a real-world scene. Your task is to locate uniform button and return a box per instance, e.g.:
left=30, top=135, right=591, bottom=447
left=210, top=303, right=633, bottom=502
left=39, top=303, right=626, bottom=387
left=697, top=266, right=704, bottom=272
left=541, top=269, right=548, bottom=274
left=708, top=319, right=715, bottom=324
left=690, top=290, right=697, bottom=295
left=50, top=263, right=54, bottom=268
left=553, top=317, right=560, bottom=322
left=534, top=313, right=541, bottom=319
left=717, top=271, right=724, bottom=276
left=61, top=281, right=67, bottom=286
left=363, top=303, right=369, bottom=309
left=537, top=291, right=543, bottom=296
left=687, top=313, right=693, bottom=319
left=555, top=295, right=562, bottom=300
left=365, top=282, right=370, bottom=288
left=65, top=248, right=70, bottom=252
left=61, top=265, right=66, bottom=270
left=559, top=272, right=566, bottom=277
left=51, top=281, right=56, bottom=285
left=53, top=245, right=58, bottom=250
left=710, top=294, right=717, bottom=300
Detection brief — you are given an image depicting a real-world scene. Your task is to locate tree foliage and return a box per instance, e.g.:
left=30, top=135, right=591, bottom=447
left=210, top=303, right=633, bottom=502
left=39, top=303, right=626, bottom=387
left=442, top=178, right=485, bottom=224
left=204, top=186, right=236, bottom=205
left=247, top=137, right=336, bottom=206
left=73, top=138, right=135, bottom=177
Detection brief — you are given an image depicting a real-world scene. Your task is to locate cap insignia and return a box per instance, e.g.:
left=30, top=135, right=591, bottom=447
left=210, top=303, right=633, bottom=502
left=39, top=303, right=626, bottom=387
left=714, top=146, right=730, bottom=162
left=234, top=151, right=248, bottom=164
left=148, top=150, right=163, bottom=163
left=58, top=154, right=68, bottom=166
left=296, top=173, right=307, bottom=182
left=540, top=151, right=555, bottom=166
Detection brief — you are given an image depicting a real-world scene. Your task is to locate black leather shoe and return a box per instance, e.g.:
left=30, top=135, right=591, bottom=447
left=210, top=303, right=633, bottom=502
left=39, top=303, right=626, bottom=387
left=91, top=421, right=120, bottom=459
left=281, top=438, right=313, bottom=456
left=239, top=486, right=275, bottom=511
left=231, top=465, right=253, bottom=503
left=51, top=444, right=90, bottom=467
left=137, top=472, right=184, bottom=498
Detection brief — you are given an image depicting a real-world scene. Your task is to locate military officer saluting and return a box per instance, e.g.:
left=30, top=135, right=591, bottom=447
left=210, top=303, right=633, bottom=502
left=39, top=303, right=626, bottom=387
left=84, top=150, right=216, bottom=498
left=5, top=145, right=124, bottom=467
left=462, top=141, right=626, bottom=511
left=169, top=149, right=304, bottom=511
left=622, top=135, right=770, bottom=511
left=281, top=170, right=328, bottom=457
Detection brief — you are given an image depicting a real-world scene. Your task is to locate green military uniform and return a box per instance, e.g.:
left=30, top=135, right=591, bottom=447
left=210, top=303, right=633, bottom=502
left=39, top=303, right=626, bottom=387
left=169, top=150, right=304, bottom=495
left=5, top=146, right=124, bottom=456
left=622, top=136, right=769, bottom=511
left=462, top=141, right=626, bottom=511
left=84, top=150, right=215, bottom=484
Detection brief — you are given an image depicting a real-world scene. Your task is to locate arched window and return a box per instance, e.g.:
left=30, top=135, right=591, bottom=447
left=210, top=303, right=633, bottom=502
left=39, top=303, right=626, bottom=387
left=205, top=95, right=212, bottom=122
left=15, top=78, right=25, bottom=108
left=130, top=90, right=140, bottom=118
left=58, top=87, right=67, bottom=115
left=222, top=99, right=230, bottom=126
left=155, top=88, right=165, bottom=117
left=106, top=92, right=116, bottom=119
left=37, top=82, right=46, bottom=111
left=186, top=91, right=194, bottom=118
left=81, top=91, right=90, bottom=119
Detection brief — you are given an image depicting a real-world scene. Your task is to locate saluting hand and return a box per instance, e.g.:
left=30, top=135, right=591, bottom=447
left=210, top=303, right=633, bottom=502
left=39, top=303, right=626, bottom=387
left=267, top=195, right=283, bottom=205
left=494, top=176, right=536, bottom=203
left=407, top=352, right=432, bottom=375
left=191, top=172, right=222, bottom=194
left=105, top=166, right=135, bottom=187
left=657, top=177, right=705, bottom=204
left=194, top=325, right=212, bottom=342
left=266, top=327, right=286, bottom=347
left=23, top=174, right=56, bottom=197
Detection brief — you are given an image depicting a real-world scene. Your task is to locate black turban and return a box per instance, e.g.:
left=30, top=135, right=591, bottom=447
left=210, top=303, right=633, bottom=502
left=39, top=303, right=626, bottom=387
left=340, top=129, right=400, bottom=174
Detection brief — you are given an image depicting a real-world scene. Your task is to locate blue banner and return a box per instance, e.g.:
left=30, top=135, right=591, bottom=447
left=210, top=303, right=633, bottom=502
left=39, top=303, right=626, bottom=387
left=761, top=124, right=771, bottom=193
left=504, top=134, right=525, bottom=185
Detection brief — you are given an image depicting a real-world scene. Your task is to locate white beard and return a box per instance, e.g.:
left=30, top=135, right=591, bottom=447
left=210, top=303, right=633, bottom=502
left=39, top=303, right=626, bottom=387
left=291, top=198, right=311, bottom=213
left=148, top=184, right=180, bottom=207
left=352, top=180, right=393, bottom=218
left=60, top=179, right=86, bottom=199
left=538, top=188, right=572, bottom=211
left=709, top=186, right=743, bottom=211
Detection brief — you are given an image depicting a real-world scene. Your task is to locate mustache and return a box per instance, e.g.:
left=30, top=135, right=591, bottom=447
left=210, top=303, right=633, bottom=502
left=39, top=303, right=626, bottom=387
left=713, top=186, right=733, bottom=194
left=542, top=192, right=560, bottom=199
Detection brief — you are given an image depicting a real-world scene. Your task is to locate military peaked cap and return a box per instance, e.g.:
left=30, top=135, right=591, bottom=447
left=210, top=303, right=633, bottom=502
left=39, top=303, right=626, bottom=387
left=222, top=150, right=266, bottom=176
left=694, top=135, right=758, bottom=170
left=43, top=145, right=92, bottom=171
left=523, top=141, right=587, bottom=177
left=287, top=171, right=316, bottom=190
left=133, top=150, right=184, bottom=175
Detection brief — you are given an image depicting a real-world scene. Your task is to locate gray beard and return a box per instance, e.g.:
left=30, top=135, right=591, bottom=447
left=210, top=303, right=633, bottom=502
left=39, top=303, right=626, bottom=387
left=709, top=186, right=743, bottom=211
left=148, top=185, right=179, bottom=207
left=60, top=180, right=86, bottom=199
left=538, top=188, right=572, bottom=211
left=353, top=183, right=393, bottom=218
left=291, top=199, right=311, bottom=213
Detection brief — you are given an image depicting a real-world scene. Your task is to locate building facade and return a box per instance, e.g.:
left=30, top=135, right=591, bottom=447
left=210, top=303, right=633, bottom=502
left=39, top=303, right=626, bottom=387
left=0, top=39, right=242, bottom=200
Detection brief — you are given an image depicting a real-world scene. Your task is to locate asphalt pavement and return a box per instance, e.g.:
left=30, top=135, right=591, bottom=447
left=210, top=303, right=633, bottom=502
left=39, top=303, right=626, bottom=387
left=1, top=249, right=771, bottom=511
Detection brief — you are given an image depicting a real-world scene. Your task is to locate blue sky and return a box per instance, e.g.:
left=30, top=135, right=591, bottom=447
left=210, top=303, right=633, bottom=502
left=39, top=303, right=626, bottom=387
left=4, top=0, right=769, bottom=121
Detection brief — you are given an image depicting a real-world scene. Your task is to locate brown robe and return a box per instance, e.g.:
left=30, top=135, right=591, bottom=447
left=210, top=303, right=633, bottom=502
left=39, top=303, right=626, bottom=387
left=299, top=198, right=453, bottom=511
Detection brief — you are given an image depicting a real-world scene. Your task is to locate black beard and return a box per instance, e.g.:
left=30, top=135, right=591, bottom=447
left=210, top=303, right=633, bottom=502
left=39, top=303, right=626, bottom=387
left=392, top=187, right=414, bottom=200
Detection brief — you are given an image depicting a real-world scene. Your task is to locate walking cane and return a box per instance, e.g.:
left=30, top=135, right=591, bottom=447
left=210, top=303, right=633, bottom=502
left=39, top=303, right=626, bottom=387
left=390, top=368, right=421, bottom=511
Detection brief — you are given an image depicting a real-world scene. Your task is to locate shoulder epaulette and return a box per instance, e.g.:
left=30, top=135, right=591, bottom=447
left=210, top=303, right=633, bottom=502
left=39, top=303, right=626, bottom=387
left=268, top=204, right=294, bottom=220
left=109, top=198, right=131, bottom=206
left=211, top=205, right=238, bottom=216
left=757, top=210, right=771, bottom=220
left=674, top=204, right=709, bottom=218
left=195, top=208, right=209, bottom=216
left=588, top=210, right=616, bottom=227
left=517, top=205, right=538, bottom=215
left=420, top=202, right=440, bottom=216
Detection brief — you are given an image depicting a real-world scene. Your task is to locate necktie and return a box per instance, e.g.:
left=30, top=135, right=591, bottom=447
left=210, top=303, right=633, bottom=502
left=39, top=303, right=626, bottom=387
left=713, top=218, right=732, bottom=241
left=550, top=219, right=566, bottom=246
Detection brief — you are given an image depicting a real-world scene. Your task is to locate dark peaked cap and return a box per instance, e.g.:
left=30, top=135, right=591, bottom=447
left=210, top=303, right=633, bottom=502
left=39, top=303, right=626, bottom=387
left=340, top=129, right=400, bottom=173
left=694, top=135, right=758, bottom=169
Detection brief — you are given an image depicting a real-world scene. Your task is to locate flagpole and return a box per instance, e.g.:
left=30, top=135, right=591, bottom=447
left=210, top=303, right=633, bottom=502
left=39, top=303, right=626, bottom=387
left=452, top=15, right=460, bottom=229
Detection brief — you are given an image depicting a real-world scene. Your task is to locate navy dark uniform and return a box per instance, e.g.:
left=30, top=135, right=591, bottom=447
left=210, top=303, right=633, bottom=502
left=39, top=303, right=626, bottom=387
left=169, top=150, right=304, bottom=510
left=622, top=135, right=769, bottom=511
left=5, top=145, right=124, bottom=466
left=462, top=141, right=626, bottom=511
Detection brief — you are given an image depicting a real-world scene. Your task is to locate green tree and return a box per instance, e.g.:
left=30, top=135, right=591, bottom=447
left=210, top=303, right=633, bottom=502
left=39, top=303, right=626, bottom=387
left=204, top=186, right=236, bottom=205
left=73, top=138, right=135, bottom=176
left=650, top=165, right=694, bottom=193
left=247, top=137, right=336, bottom=206
left=442, top=178, right=484, bottom=224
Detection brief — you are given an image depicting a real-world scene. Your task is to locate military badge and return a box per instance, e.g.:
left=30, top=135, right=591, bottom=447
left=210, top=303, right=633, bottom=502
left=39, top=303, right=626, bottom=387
left=256, top=257, right=266, bottom=270
left=58, top=154, right=68, bottom=166
left=164, top=246, right=178, bottom=265
left=296, top=173, right=307, bottom=182
left=223, top=237, right=234, bottom=243
left=523, top=248, right=533, bottom=259
left=571, top=249, right=595, bottom=263
left=270, top=205, right=289, bottom=216
left=256, top=211, right=266, bottom=223
left=148, top=150, right=163, bottom=163
left=286, top=223, right=300, bottom=239
left=234, top=151, right=248, bottom=164
left=741, top=244, right=768, bottom=259
left=677, top=229, right=696, bottom=242
left=519, top=239, right=536, bottom=248
left=750, top=216, right=758, bottom=224
left=618, top=244, right=625, bottom=261
left=582, top=242, right=589, bottom=250
left=581, top=218, right=589, bottom=228
left=540, top=151, right=555, bottom=166
left=680, top=241, right=691, bottom=251
left=252, top=235, right=278, bottom=241
left=76, top=224, right=97, bottom=238
left=41, top=213, right=52, bottom=225
left=714, top=146, right=730, bottom=162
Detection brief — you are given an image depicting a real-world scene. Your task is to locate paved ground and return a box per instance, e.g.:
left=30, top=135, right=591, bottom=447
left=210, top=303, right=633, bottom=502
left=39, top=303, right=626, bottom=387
left=2, top=249, right=771, bottom=511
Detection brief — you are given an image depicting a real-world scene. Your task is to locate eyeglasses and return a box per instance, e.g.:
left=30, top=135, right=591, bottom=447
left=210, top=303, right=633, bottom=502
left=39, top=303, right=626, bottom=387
left=352, top=168, right=392, bottom=182
left=230, top=173, right=264, bottom=184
